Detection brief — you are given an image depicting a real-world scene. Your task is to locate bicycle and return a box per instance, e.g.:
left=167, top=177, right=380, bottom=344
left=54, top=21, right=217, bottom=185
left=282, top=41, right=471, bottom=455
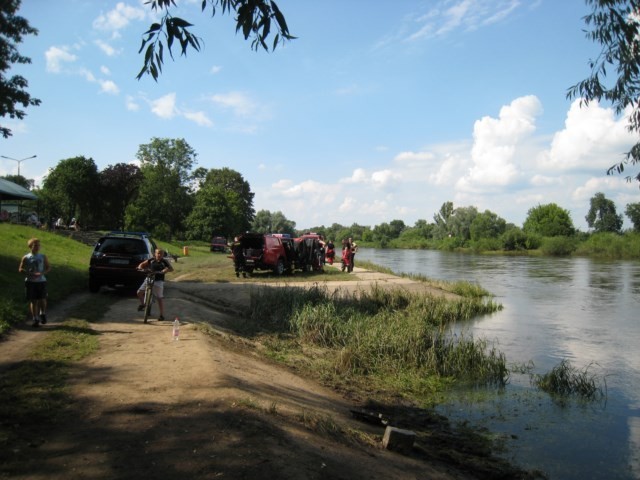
left=138, top=269, right=156, bottom=323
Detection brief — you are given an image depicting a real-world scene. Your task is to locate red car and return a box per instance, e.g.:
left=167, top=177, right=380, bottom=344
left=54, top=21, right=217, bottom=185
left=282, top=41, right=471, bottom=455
left=210, top=236, right=228, bottom=252
left=233, top=233, right=294, bottom=275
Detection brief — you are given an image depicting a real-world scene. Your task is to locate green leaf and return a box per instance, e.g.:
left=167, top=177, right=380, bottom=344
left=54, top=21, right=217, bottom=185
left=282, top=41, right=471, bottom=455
left=170, top=17, right=194, bottom=28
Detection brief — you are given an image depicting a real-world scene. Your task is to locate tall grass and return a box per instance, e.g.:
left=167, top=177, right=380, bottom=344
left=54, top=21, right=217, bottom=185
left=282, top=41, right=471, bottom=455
left=574, top=231, right=640, bottom=258
left=248, top=284, right=507, bottom=392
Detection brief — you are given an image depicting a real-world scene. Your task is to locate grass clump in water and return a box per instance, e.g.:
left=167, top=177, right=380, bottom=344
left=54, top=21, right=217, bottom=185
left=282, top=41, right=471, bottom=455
left=532, top=359, right=604, bottom=400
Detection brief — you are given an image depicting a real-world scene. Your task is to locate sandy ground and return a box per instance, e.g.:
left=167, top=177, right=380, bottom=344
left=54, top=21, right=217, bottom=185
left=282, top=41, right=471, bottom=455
left=0, top=267, right=502, bottom=480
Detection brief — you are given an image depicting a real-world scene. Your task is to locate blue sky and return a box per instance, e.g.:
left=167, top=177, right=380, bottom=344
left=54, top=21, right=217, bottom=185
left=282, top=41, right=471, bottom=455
left=2, top=0, right=639, bottom=230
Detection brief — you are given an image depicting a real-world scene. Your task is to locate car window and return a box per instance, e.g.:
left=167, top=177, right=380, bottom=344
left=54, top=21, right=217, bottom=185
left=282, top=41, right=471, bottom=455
left=97, top=238, right=147, bottom=255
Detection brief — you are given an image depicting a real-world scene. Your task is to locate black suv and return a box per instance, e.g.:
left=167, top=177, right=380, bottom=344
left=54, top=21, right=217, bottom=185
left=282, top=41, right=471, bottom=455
left=89, top=231, right=157, bottom=292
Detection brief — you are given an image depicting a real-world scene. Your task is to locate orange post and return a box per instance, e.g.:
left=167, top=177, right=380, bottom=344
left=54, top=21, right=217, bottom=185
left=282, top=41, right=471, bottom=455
left=183, top=246, right=189, bottom=256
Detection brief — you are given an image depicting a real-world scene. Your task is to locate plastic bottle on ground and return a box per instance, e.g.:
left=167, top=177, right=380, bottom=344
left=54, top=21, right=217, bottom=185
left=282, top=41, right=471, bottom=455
left=172, top=317, right=180, bottom=341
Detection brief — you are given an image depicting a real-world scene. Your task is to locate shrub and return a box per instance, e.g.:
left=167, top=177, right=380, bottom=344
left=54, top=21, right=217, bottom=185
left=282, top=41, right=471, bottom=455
left=469, top=237, right=502, bottom=252
left=540, top=236, right=577, bottom=256
left=500, top=227, right=528, bottom=251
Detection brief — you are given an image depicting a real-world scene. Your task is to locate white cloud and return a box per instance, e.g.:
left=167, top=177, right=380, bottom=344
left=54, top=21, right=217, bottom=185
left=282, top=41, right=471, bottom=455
left=125, top=95, right=140, bottom=111
left=150, top=93, right=178, bottom=119
left=457, top=95, right=542, bottom=191
left=341, top=168, right=368, bottom=184
left=95, top=40, right=119, bottom=57
left=538, top=99, right=635, bottom=173
left=429, top=152, right=466, bottom=186
left=407, top=0, right=524, bottom=42
left=79, top=68, right=96, bottom=82
left=93, top=2, right=146, bottom=32
left=45, top=46, right=77, bottom=73
left=209, top=91, right=256, bottom=117
left=338, top=196, right=358, bottom=213
left=279, top=180, right=327, bottom=198
left=572, top=176, right=632, bottom=202
left=183, top=111, right=213, bottom=127
left=530, top=174, right=562, bottom=187
left=100, top=66, right=111, bottom=75
left=395, top=150, right=435, bottom=165
left=210, top=65, right=223, bottom=74
left=272, top=179, right=293, bottom=189
left=338, top=168, right=401, bottom=189
left=371, top=169, right=402, bottom=188
left=99, top=79, right=119, bottom=95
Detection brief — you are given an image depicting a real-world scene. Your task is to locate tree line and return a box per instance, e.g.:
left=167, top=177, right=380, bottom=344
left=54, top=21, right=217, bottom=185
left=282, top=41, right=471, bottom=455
left=302, top=197, right=640, bottom=256
left=3, top=136, right=639, bottom=255
left=3, top=137, right=255, bottom=241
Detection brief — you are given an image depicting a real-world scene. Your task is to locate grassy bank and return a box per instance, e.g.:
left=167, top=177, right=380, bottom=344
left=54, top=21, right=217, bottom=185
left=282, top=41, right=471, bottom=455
left=0, top=224, right=95, bottom=333
left=238, top=282, right=505, bottom=404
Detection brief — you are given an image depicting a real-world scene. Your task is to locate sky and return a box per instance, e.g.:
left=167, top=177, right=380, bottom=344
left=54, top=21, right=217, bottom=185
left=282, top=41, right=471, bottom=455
left=2, top=0, right=640, bottom=231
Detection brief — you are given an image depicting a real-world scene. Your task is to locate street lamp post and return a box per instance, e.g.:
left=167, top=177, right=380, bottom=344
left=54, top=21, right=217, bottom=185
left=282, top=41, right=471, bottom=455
left=1, top=154, right=37, bottom=177
left=1, top=154, right=37, bottom=224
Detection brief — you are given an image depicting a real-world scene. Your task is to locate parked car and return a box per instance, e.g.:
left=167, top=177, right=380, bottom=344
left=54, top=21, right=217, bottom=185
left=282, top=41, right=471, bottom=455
left=233, top=232, right=294, bottom=275
left=89, top=231, right=157, bottom=292
left=210, top=236, right=228, bottom=252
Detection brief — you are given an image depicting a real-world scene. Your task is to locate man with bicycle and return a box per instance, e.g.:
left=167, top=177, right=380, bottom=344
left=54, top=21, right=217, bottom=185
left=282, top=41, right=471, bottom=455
left=136, top=248, right=173, bottom=321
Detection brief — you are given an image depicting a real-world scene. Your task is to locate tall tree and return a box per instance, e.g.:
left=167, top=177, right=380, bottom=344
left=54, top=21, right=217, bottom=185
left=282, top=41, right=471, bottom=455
left=251, top=209, right=295, bottom=235
left=568, top=0, right=640, bottom=184
left=98, top=163, right=143, bottom=230
left=0, top=173, right=31, bottom=189
left=126, top=138, right=197, bottom=238
left=448, top=206, right=478, bottom=241
left=585, top=192, right=623, bottom=233
left=185, top=167, right=254, bottom=240
left=470, top=210, right=507, bottom=240
left=433, top=201, right=455, bottom=239
left=138, top=0, right=294, bottom=80
left=625, top=202, right=640, bottom=231
left=0, top=0, right=41, bottom=138
left=40, top=156, right=100, bottom=227
left=523, top=203, right=575, bottom=237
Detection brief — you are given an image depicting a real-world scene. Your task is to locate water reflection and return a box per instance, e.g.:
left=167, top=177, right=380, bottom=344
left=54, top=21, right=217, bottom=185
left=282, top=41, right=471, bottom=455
left=357, top=248, right=640, bottom=480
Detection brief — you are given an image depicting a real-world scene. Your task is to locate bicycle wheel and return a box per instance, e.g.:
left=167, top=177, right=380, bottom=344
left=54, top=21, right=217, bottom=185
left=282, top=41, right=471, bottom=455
left=143, top=287, right=152, bottom=323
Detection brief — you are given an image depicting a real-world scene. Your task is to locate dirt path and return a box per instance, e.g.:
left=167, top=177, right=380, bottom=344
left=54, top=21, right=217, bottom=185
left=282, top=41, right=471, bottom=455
left=0, top=269, right=474, bottom=479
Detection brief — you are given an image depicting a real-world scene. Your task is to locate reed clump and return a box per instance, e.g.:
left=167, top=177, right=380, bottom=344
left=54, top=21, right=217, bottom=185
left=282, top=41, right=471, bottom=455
left=531, top=359, right=604, bottom=400
left=249, top=284, right=507, bottom=393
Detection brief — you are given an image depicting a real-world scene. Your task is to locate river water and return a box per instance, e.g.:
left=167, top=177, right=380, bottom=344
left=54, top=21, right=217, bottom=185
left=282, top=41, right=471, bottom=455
left=356, top=248, right=640, bottom=480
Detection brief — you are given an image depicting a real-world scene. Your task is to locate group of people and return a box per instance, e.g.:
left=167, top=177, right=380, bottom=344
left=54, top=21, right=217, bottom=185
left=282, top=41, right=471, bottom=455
left=321, top=237, right=357, bottom=272
left=340, top=237, right=358, bottom=272
left=54, top=217, right=80, bottom=230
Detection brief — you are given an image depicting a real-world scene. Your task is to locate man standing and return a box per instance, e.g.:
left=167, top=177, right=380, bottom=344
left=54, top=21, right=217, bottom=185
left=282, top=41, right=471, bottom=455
left=349, top=237, right=358, bottom=272
left=19, top=238, right=51, bottom=327
left=231, top=236, right=246, bottom=278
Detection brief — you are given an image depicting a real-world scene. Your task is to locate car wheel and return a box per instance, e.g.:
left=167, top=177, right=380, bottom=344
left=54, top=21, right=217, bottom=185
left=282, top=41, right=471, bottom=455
left=275, top=258, right=285, bottom=275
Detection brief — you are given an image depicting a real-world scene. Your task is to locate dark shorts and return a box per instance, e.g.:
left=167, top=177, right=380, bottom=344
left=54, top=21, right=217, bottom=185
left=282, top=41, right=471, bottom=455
left=25, top=281, right=47, bottom=301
